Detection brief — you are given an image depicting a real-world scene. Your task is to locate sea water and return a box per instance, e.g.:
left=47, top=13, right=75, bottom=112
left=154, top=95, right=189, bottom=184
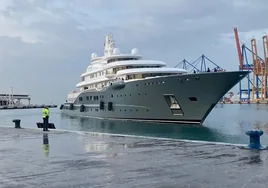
left=0, top=104, right=268, bottom=145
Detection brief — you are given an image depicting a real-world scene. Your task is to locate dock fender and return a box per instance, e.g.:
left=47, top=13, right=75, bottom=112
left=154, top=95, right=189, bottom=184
left=108, top=102, right=113, bottom=111
left=70, top=103, right=74, bottom=110
left=60, top=104, right=63, bottom=110
left=100, top=101, right=104, bottom=110
left=80, top=104, right=85, bottom=112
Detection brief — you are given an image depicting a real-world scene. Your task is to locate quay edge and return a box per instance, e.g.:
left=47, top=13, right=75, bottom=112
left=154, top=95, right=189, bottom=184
left=0, top=104, right=58, bottom=110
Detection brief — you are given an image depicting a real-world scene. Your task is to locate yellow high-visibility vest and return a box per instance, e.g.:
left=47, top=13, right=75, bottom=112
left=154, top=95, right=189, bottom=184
left=42, top=108, right=49, bottom=118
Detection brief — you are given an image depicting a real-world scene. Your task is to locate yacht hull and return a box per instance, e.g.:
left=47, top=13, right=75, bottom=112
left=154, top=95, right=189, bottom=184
left=61, top=71, right=250, bottom=125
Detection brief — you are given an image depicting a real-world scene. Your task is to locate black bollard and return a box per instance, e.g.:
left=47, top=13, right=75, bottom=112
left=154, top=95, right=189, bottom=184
left=244, top=129, right=267, bottom=150
left=12, top=119, right=21, bottom=129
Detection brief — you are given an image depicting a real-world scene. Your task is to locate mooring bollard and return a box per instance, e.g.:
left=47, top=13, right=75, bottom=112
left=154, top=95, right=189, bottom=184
left=12, top=119, right=21, bottom=129
left=245, top=129, right=267, bottom=150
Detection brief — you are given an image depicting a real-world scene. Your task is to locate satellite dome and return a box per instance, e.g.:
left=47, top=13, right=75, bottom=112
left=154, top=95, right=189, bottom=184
left=91, top=53, right=98, bottom=58
left=113, top=48, right=120, bottom=55
left=131, top=48, right=139, bottom=55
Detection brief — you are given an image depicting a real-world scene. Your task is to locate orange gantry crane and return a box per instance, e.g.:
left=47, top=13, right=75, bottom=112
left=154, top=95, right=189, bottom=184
left=263, top=36, right=268, bottom=100
left=251, top=36, right=268, bottom=101
left=235, top=27, right=268, bottom=102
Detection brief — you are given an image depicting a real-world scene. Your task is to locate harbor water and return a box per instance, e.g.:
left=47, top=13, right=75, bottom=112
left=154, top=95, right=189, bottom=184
left=1, top=104, right=268, bottom=145
left=1, top=104, right=268, bottom=187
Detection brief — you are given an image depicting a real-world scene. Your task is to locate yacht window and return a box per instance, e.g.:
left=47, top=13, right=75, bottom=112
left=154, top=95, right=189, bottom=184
left=189, top=97, right=198, bottom=101
left=126, top=73, right=179, bottom=80
left=107, top=57, right=138, bottom=63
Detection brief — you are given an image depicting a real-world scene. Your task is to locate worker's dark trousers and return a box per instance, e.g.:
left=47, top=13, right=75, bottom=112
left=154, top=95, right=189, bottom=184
left=43, top=117, right=48, bottom=131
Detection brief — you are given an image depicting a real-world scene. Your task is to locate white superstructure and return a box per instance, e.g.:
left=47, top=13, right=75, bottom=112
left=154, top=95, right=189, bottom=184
left=67, top=34, right=187, bottom=103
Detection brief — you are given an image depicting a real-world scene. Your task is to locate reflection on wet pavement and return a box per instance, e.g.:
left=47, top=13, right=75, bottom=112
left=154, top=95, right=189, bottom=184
left=0, top=127, right=268, bottom=187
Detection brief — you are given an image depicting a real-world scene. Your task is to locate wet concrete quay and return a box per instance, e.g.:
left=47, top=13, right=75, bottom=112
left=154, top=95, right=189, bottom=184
left=0, top=127, right=268, bottom=188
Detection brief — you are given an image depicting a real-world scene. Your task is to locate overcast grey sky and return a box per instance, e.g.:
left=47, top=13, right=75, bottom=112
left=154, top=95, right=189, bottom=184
left=0, top=0, right=267, bottom=104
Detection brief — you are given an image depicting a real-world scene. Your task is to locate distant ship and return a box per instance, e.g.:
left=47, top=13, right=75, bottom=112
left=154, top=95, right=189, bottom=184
left=60, top=34, right=250, bottom=124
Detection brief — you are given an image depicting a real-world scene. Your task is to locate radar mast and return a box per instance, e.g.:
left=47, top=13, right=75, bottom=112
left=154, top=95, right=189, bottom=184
left=104, top=34, right=115, bottom=56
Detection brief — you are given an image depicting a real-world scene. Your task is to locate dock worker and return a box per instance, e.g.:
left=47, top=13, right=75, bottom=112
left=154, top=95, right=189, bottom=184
left=42, top=106, right=50, bottom=131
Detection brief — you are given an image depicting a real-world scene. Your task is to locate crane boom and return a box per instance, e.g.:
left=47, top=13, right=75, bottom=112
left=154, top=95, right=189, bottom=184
left=234, top=27, right=243, bottom=69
